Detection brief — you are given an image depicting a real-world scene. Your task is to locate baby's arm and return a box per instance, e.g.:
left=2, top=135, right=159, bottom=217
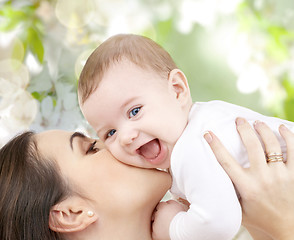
left=152, top=200, right=188, bottom=240
left=169, top=137, right=242, bottom=240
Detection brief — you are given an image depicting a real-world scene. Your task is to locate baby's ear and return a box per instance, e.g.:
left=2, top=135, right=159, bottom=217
left=49, top=196, right=98, bottom=233
left=168, top=69, right=191, bottom=105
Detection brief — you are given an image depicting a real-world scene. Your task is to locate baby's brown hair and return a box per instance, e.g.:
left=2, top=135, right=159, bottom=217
left=78, top=34, right=178, bottom=104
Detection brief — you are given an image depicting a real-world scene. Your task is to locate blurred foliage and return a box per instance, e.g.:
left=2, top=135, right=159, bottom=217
left=0, top=1, right=44, bottom=62
left=0, top=0, right=293, bottom=140
left=236, top=0, right=294, bottom=121
left=283, top=78, right=294, bottom=121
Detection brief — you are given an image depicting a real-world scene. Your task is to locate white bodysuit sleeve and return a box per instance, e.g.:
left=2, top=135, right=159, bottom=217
left=169, top=134, right=242, bottom=240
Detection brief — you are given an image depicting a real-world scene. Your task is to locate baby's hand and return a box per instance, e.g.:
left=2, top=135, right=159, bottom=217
left=152, top=200, right=187, bottom=240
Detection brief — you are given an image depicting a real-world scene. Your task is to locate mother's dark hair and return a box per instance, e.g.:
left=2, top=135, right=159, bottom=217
left=0, top=131, right=70, bottom=240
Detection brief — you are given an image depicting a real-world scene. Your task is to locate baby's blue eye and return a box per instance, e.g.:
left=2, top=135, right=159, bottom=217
left=107, top=129, right=116, bottom=138
left=129, top=107, right=141, bottom=118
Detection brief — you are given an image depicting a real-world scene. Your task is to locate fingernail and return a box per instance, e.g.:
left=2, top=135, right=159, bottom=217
left=235, top=117, right=245, bottom=126
left=279, top=124, right=288, bottom=131
left=254, top=120, right=263, bottom=128
left=204, top=131, right=213, bottom=143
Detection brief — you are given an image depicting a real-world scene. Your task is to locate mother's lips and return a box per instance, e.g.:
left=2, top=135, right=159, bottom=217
left=137, top=139, right=160, bottom=159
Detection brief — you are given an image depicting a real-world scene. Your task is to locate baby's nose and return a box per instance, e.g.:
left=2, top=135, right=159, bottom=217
left=120, top=129, right=138, bottom=145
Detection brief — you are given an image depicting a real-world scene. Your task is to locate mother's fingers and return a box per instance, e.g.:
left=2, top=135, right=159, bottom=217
left=235, top=118, right=265, bottom=169
left=204, top=131, right=245, bottom=186
left=254, top=121, right=283, bottom=166
left=279, top=124, right=294, bottom=168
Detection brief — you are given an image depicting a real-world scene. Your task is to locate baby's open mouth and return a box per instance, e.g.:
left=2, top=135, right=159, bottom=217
left=137, top=139, right=161, bottom=159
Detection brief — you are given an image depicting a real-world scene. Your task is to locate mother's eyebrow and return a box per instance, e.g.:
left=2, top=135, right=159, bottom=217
left=70, top=132, right=86, bottom=150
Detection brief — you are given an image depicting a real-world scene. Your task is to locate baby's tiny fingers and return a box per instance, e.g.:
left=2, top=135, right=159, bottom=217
left=155, top=202, right=167, bottom=211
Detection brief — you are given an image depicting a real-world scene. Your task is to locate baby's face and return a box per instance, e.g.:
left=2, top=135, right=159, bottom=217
left=81, top=59, right=188, bottom=169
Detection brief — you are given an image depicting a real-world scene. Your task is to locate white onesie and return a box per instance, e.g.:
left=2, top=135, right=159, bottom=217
left=169, top=100, right=294, bottom=240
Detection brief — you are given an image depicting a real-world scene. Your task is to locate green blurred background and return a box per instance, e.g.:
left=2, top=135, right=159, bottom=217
left=0, top=0, right=294, bottom=145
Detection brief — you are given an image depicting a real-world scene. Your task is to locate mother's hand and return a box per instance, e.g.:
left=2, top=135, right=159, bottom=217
left=204, top=118, right=294, bottom=240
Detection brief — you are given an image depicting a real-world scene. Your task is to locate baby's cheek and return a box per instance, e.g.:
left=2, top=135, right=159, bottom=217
left=109, top=146, right=125, bottom=161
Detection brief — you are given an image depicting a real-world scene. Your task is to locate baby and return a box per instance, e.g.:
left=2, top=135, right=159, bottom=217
left=78, top=34, right=294, bottom=240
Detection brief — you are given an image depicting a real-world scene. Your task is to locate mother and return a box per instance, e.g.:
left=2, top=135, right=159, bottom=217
left=0, top=130, right=172, bottom=240
left=1, top=126, right=294, bottom=240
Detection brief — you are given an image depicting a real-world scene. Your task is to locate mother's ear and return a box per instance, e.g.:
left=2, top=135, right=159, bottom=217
left=49, top=196, right=98, bottom=233
left=168, top=69, right=191, bottom=106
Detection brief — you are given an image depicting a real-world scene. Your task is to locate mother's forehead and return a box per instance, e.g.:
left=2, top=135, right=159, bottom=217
left=36, top=129, right=71, bottom=140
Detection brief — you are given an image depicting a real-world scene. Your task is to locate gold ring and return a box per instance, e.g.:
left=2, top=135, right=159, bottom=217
left=266, top=152, right=284, bottom=163
left=267, top=158, right=284, bottom=163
